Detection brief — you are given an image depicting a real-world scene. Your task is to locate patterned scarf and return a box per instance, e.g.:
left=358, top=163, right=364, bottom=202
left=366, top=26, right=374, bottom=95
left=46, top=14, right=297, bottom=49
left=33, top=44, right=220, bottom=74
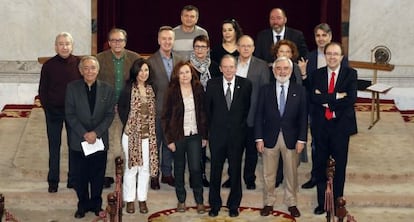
left=190, top=51, right=211, bottom=90
left=124, top=84, right=158, bottom=176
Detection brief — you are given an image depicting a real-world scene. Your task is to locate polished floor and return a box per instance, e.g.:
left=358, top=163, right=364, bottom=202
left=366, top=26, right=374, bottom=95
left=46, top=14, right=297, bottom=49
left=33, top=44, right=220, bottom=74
left=0, top=106, right=413, bottom=221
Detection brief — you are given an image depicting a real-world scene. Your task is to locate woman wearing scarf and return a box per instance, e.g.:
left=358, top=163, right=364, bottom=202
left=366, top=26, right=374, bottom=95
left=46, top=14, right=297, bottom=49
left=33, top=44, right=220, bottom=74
left=190, top=35, right=221, bottom=187
left=118, top=58, right=158, bottom=214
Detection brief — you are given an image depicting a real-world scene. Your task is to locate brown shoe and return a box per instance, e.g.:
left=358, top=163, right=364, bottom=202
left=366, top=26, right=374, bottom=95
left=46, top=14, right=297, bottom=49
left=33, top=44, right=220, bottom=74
left=151, top=177, right=160, bottom=190
left=138, top=201, right=148, bottom=214
left=161, top=175, right=175, bottom=187
left=126, top=202, right=135, bottom=214
left=196, top=204, right=206, bottom=214
left=260, top=206, right=273, bottom=216
left=176, top=202, right=186, bottom=212
left=288, top=206, right=301, bottom=217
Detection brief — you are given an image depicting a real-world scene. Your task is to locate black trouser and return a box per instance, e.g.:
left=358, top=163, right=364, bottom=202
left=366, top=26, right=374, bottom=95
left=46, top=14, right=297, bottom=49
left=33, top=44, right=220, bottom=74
left=173, top=135, right=203, bottom=204
left=44, top=107, right=73, bottom=186
left=243, top=127, right=257, bottom=184
left=71, top=149, right=107, bottom=212
left=209, top=139, right=243, bottom=211
left=315, top=121, right=350, bottom=207
left=226, top=127, right=257, bottom=185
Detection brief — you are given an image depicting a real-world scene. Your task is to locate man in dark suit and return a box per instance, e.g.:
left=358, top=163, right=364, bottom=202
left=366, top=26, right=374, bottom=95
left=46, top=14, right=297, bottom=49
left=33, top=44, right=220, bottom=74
left=221, top=35, right=270, bottom=190
left=301, top=23, right=349, bottom=189
left=148, top=26, right=184, bottom=190
left=254, top=8, right=308, bottom=65
left=206, top=54, right=252, bottom=217
left=65, top=56, right=116, bottom=218
left=309, top=42, right=357, bottom=215
left=255, top=56, right=307, bottom=218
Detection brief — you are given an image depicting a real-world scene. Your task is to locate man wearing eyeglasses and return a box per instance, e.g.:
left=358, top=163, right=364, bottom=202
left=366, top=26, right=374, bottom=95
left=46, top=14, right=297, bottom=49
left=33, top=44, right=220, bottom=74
left=307, top=42, right=357, bottom=215
left=96, top=28, right=141, bottom=188
left=97, top=28, right=141, bottom=100
left=221, top=35, right=270, bottom=190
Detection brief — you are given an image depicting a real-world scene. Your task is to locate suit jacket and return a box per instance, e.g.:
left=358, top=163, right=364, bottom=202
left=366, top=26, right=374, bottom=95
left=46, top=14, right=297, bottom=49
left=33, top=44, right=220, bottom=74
left=96, top=49, right=141, bottom=87
left=65, top=79, right=116, bottom=152
left=254, top=27, right=309, bottom=64
left=310, top=66, right=358, bottom=137
left=255, top=82, right=308, bottom=149
left=242, top=56, right=270, bottom=127
left=205, top=76, right=252, bottom=148
left=147, top=50, right=184, bottom=115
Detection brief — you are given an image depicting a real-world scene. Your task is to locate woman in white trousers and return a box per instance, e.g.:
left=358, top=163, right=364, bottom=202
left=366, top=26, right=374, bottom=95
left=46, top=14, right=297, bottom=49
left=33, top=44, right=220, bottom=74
left=118, top=58, right=158, bottom=214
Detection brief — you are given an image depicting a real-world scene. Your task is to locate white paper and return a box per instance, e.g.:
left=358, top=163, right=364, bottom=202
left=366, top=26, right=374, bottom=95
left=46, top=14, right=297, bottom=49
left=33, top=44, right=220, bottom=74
left=81, top=138, right=105, bottom=156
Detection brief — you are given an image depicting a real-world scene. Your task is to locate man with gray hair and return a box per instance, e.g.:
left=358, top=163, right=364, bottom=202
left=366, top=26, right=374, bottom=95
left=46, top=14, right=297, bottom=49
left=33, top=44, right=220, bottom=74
left=38, top=32, right=82, bottom=193
left=66, top=56, right=116, bottom=218
left=255, top=56, right=307, bottom=218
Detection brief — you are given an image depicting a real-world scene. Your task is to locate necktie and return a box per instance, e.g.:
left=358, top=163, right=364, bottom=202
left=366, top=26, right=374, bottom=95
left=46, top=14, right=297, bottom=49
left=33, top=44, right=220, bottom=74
left=325, top=72, right=336, bottom=120
left=279, top=84, right=286, bottom=115
left=276, top=35, right=281, bottom=42
left=225, top=82, right=232, bottom=110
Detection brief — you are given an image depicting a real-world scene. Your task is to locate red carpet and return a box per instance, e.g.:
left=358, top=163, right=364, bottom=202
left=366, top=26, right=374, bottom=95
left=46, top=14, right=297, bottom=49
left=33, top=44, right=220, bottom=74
left=0, top=104, right=35, bottom=118
left=354, top=98, right=414, bottom=122
left=147, top=206, right=296, bottom=222
left=0, top=96, right=41, bottom=119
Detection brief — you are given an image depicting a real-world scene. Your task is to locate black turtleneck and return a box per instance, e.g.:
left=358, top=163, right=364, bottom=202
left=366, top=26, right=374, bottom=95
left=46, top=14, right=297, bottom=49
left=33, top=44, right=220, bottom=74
left=38, top=54, right=82, bottom=108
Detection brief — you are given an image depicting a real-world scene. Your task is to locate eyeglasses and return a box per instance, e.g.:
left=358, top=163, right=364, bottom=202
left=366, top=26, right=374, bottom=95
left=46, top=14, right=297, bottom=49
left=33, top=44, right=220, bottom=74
left=194, top=45, right=208, bottom=50
left=325, top=52, right=341, bottom=57
left=109, top=39, right=125, bottom=43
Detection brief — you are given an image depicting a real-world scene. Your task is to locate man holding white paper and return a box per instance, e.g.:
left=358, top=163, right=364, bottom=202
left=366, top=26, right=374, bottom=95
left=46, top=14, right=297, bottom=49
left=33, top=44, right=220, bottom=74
left=65, top=56, right=116, bottom=219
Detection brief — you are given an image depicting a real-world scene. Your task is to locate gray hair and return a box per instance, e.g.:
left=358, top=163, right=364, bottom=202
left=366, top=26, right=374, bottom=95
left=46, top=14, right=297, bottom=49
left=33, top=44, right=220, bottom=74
left=55, top=32, right=73, bottom=45
left=78, top=55, right=100, bottom=70
left=272, top=56, right=293, bottom=69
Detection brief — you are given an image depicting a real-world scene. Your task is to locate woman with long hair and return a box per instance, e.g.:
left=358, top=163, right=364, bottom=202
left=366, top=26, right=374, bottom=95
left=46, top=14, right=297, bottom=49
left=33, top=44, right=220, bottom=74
left=118, top=58, right=158, bottom=214
left=210, top=18, right=243, bottom=64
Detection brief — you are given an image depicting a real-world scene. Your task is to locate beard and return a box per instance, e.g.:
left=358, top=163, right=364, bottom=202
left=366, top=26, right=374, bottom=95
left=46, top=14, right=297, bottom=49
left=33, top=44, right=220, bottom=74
left=275, top=74, right=291, bottom=83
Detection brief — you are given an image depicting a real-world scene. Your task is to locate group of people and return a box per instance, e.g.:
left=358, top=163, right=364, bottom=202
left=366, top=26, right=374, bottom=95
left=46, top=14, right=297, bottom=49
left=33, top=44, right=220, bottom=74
left=38, top=4, right=357, bottom=219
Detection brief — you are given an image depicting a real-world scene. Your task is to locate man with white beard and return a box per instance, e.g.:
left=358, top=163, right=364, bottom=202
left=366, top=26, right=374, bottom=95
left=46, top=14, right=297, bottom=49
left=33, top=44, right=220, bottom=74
left=254, top=56, right=307, bottom=218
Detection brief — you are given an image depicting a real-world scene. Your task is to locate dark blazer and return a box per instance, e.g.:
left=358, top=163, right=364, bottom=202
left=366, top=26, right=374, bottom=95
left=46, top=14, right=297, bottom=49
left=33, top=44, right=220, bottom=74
left=205, top=76, right=252, bottom=148
left=161, top=84, right=208, bottom=144
left=254, top=27, right=308, bottom=64
left=242, top=56, right=270, bottom=127
left=310, top=66, right=358, bottom=137
left=65, top=80, right=116, bottom=152
left=147, top=50, right=184, bottom=115
left=255, top=82, right=308, bottom=149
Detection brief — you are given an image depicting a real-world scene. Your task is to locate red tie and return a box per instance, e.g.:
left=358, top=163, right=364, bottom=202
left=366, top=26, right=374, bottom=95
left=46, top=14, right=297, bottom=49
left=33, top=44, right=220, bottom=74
left=325, top=72, right=335, bottom=120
